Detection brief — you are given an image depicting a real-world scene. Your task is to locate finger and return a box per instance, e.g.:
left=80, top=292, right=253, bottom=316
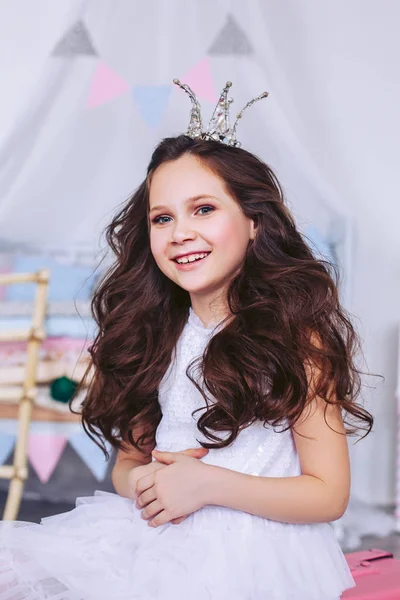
left=148, top=509, right=172, bottom=528
left=136, top=487, right=157, bottom=509
left=146, top=460, right=165, bottom=471
left=151, top=450, right=177, bottom=464
left=171, top=516, right=187, bottom=525
left=182, top=447, right=209, bottom=457
left=136, top=461, right=165, bottom=477
left=135, top=472, right=155, bottom=495
left=130, top=461, right=163, bottom=486
left=141, top=499, right=164, bottom=521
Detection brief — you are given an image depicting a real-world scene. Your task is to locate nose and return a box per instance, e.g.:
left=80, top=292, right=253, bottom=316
left=170, top=218, right=196, bottom=243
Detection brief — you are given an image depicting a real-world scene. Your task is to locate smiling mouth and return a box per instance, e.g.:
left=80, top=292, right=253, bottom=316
left=173, top=252, right=211, bottom=265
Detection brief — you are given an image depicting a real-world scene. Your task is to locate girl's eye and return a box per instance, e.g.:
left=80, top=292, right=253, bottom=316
left=197, top=205, right=214, bottom=216
left=151, top=205, right=214, bottom=224
left=152, top=215, right=171, bottom=224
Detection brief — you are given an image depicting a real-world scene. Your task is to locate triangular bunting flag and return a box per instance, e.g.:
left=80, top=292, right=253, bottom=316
left=52, top=20, right=98, bottom=57
left=133, top=85, right=171, bottom=128
left=208, top=14, right=253, bottom=55
left=86, top=62, right=130, bottom=108
left=178, top=58, right=218, bottom=103
left=69, top=432, right=112, bottom=481
left=0, top=433, right=15, bottom=465
left=28, top=434, right=67, bottom=484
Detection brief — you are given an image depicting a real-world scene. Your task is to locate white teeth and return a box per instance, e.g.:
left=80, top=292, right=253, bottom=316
left=176, top=252, right=209, bottom=264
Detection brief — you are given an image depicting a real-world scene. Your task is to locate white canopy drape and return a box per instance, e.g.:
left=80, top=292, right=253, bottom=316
left=0, top=0, right=399, bottom=512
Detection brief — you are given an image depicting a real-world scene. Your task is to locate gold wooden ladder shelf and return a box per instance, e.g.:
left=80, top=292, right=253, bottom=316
left=0, top=270, right=49, bottom=520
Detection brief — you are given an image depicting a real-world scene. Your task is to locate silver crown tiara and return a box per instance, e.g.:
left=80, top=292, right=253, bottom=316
left=173, top=78, right=269, bottom=148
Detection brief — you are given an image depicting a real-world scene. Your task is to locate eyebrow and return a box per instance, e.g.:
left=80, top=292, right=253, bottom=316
left=149, top=195, right=217, bottom=215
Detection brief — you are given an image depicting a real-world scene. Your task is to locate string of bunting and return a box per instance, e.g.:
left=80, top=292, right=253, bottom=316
left=0, top=420, right=112, bottom=484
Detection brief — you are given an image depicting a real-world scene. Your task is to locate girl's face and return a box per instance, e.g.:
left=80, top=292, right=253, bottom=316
left=148, top=154, right=256, bottom=304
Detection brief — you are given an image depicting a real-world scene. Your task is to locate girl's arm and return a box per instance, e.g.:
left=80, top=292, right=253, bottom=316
left=136, top=347, right=350, bottom=526
left=112, top=425, right=155, bottom=498
left=203, top=344, right=351, bottom=524
left=203, top=396, right=350, bottom=524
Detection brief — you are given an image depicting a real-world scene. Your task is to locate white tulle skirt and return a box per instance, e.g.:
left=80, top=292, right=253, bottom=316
left=0, top=490, right=354, bottom=600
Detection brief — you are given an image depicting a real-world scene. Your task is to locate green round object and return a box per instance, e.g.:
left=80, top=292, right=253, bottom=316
left=50, top=376, right=78, bottom=403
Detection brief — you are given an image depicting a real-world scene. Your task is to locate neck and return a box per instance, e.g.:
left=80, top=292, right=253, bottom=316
left=190, top=294, right=231, bottom=329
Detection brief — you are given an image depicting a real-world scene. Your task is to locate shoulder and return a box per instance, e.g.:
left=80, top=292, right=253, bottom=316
left=295, top=328, right=345, bottom=452
left=291, top=336, right=350, bottom=516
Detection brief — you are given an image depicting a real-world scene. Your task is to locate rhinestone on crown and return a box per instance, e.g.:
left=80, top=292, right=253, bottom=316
left=173, top=79, right=269, bottom=148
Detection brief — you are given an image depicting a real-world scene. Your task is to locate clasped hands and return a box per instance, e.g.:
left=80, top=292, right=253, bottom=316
left=128, top=446, right=211, bottom=528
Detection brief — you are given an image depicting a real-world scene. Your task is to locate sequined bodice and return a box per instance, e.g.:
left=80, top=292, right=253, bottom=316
left=155, top=307, right=301, bottom=477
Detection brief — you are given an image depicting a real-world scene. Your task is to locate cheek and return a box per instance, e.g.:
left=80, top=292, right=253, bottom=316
left=210, top=215, right=249, bottom=252
left=149, top=229, right=167, bottom=260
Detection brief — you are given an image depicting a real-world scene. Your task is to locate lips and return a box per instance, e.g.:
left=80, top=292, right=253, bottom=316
left=172, top=251, right=211, bottom=265
left=172, top=251, right=211, bottom=261
left=173, top=252, right=211, bottom=267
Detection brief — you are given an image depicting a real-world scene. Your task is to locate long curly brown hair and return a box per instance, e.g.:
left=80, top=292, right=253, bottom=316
left=76, top=134, right=374, bottom=458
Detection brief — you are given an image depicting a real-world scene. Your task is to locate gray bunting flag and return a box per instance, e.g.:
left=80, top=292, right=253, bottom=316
left=208, top=14, right=253, bottom=55
left=52, top=20, right=98, bottom=57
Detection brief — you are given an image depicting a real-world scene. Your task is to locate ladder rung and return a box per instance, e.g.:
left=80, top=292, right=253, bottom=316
left=0, top=329, right=30, bottom=342
left=0, top=327, right=45, bottom=342
left=0, top=465, right=28, bottom=480
left=0, top=465, right=15, bottom=479
left=0, top=387, right=36, bottom=402
left=0, top=270, right=49, bottom=285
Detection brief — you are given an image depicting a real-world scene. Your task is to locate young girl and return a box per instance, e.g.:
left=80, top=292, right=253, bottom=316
left=0, top=81, right=373, bottom=599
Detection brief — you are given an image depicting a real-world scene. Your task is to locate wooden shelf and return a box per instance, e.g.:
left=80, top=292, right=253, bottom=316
left=0, top=403, right=81, bottom=422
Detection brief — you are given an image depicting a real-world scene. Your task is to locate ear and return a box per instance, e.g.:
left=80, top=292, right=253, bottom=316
left=249, top=218, right=258, bottom=241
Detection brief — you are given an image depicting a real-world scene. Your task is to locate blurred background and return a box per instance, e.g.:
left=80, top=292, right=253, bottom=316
left=0, top=0, right=399, bottom=553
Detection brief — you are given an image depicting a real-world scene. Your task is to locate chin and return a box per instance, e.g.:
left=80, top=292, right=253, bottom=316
left=177, top=284, right=210, bottom=293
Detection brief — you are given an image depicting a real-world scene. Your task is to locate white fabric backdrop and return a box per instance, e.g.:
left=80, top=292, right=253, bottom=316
left=0, top=0, right=399, bottom=507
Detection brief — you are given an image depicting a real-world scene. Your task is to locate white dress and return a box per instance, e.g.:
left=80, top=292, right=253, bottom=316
left=0, top=307, right=355, bottom=600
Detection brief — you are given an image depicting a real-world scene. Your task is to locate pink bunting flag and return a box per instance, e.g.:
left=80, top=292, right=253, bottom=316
left=86, top=62, right=130, bottom=109
left=28, top=434, right=67, bottom=484
left=179, top=58, right=218, bottom=103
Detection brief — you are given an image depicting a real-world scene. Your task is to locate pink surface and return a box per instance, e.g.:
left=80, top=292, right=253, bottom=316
left=179, top=57, right=218, bottom=103
left=28, top=434, right=67, bottom=483
left=0, top=337, right=90, bottom=352
left=86, top=61, right=130, bottom=108
left=342, top=549, right=400, bottom=599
